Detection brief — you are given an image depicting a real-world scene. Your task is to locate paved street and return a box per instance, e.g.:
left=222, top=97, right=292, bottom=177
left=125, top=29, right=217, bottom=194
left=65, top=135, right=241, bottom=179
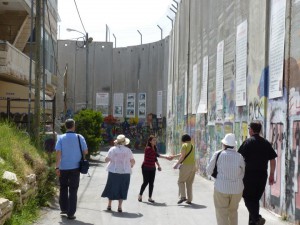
left=35, top=147, right=290, bottom=225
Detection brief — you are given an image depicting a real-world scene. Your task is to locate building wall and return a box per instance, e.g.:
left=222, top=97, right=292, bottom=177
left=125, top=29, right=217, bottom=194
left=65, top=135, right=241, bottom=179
left=166, top=0, right=300, bottom=222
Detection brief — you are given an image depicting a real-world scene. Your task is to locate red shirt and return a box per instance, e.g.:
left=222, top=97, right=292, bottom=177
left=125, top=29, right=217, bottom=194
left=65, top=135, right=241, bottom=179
left=142, top=146, right=160, bottom=169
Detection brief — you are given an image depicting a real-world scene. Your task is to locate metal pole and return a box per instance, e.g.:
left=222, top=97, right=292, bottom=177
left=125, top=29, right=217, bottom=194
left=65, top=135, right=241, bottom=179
left=106, top=24, right=108, bottom=42
left=85, top=34, right=88, bottom=109
left=167, top=16, right=173, bottom=29
left=28, top=0, right=34, bottom=133
left=137, top=30, right=142, bottom=45
left=42, top=0, right=46, bottom=132
left=113, top=34, right=116, bottom=48
left=157, top=25, right=163, bottom=40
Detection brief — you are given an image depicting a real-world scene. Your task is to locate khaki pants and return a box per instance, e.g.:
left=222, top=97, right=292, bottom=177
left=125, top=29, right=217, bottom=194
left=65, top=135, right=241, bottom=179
left=213, top=188, right=242, bottom=225
left=178, top=164, right=196, bottom=202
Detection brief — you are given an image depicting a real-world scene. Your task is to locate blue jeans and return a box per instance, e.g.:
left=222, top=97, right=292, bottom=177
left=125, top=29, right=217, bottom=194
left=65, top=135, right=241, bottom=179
left=59, top=169, right=80, bottom=216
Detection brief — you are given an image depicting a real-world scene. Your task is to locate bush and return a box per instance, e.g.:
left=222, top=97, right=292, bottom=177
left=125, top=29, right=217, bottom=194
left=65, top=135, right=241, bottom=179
left=73, top=109, right=103, bottom=157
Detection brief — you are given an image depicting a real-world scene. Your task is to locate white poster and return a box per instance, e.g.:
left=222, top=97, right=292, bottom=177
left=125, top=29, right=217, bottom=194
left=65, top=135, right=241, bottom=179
left=184, top=71, right=188, bottom=115
left=157, top=91, right=163, bottom=118
left=269, top=0, right=286, bottom=99
left=198, top=56, right=208, bottom=113
left=138, top=92, right=146, bottom=118
left=96, top=92, right=109, bottom=116
left=113, top=93, right=123, bottom=117
left=126, top=93, right=135, bottom=118
left=192, top=64, right=198, bottom=114
left=216, top=40, right=224, bottom=110
left=236, top=20, right=248, bottom=106
left=167, top=84, right=172, bottom=119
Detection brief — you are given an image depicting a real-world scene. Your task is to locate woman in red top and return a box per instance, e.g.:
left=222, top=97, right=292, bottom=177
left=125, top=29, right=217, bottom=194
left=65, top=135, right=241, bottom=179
left=138, top=135, right=170, bottom=203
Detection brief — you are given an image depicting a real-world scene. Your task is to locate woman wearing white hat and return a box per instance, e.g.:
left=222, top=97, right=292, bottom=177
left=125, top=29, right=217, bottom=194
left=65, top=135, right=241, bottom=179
left=101, top=134, right=135, bottom=212
left=206, top=133, right=245, bottom=225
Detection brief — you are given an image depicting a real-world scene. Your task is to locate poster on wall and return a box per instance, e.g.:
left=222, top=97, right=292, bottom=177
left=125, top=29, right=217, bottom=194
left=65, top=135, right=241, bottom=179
left=216, top=40, right=224, bottom=110
left=95, top=92, right=109, bottom=116
left=126, top=93, right=135, bottom=118
left=113, top=93, right=123, bottom=117
left=167, top=84, right=172, bottom=119
left=236, top=20, right=248, bottom=106
left=198, top=56, right=208, bottom=113
left=184, top=71, right=188, bottom=115
left=138, top=92, right=146, bottom=118
left=157, top=91, right=163, bottom=118
left=269, top=0, right=286, bottom=99
left=192, top=64, right=198, bottom=114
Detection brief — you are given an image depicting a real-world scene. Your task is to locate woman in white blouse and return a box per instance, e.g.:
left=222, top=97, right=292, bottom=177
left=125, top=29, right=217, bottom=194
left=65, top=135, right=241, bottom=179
left=206, top=133, right=245, bottom=225
left=101, top=134, right=135, bottom=212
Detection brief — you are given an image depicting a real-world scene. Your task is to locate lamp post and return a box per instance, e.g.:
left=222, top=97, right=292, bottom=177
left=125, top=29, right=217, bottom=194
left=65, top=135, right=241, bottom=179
left=66, top=28, right=92, bottom=109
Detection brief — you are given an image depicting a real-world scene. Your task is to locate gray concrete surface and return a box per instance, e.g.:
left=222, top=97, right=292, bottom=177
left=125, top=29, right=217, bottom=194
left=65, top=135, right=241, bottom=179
left=34, top=148, right=290, bottom=225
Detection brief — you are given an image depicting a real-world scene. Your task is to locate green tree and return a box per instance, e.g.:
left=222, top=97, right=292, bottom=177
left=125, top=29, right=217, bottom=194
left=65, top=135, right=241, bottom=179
left=73, top=109, right=103, bottom=157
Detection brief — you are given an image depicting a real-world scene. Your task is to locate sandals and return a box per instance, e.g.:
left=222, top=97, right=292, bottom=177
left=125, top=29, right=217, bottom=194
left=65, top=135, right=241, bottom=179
left=138, top=195, right=142, bottom=202
left=118, top=207, right=122, bottom=213
left=107, top=206, right=111, bottom=211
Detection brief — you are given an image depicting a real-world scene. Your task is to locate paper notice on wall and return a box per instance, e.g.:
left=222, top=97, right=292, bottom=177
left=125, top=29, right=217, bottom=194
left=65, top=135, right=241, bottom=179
left=184, top=71, right=188, bottom=115
left=269, top=0, right=286, bottom=99
left=138, top=93, right=146, bottom=118
left=113, top=93, right=123, bottom=117
left=216, top=40, right=224, bottom=110
left=126, top=93, right=135, bottom=118
left=198, top=56, right=208, bottom=113
left=236, top=20, right=248, bottom=106
left=157, top=91, right=163, bottom=118
left=192, top=64, right=198, bottom=114
left=96, top=92, right=109, bottom=116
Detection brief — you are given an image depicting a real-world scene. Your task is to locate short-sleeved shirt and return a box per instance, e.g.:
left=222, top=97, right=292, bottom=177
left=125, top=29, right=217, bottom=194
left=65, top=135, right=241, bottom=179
left=238, top=134, right=277, bottom=176
left=55, top=132, right=88, bottom=170
left=106, top=145, right=134, bottom=174
left=181, top=142, right=195, bottom=165
left=142, top=146, right=160, bottom=170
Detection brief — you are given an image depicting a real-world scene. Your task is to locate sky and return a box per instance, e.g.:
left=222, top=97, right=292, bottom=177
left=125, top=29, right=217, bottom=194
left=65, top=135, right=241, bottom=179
left=58, top=0, right=177, bottom=47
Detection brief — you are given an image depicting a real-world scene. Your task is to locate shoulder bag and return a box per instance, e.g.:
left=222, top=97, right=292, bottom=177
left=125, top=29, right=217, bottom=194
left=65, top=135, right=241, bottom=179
left=174, top=145, right=193, bottom=169
left=77, top=135, right=89, bottom=174
left=211, top=151, right=222, bottom=178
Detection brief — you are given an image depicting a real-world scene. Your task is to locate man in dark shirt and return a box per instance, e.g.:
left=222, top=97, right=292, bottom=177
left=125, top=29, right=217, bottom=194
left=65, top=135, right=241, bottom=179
left=238, top=121, right=277, bottom=225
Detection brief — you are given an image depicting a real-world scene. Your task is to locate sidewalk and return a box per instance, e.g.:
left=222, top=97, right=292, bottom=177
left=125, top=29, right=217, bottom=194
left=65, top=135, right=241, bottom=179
left=35, top=147, right=290, bottom=225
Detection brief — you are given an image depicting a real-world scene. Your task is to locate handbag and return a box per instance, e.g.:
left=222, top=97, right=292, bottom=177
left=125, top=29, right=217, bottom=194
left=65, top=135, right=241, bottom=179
left=211, top=151, right=222, bottom=178
left=77, top=135, right=89, bottom=174
left=174, top=145, right=193, bottom=169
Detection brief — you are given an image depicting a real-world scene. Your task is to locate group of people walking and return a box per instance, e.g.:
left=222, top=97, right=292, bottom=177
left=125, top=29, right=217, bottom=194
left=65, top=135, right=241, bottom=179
left=55, top=119, right=277, bottom=225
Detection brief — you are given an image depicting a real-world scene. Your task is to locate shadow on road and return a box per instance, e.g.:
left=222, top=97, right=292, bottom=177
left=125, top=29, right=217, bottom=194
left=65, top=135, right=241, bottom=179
left=143, top=202, right=167, bottom=207
left=59, top=216, right=94, bottom=225
left=179, top=203, right=207, bottom=209
left=111, top=212, right=143, bottom=218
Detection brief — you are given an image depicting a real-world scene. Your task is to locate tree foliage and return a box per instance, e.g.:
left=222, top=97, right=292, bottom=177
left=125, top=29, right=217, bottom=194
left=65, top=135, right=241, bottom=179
left=73, top=109, right=103, bottom=157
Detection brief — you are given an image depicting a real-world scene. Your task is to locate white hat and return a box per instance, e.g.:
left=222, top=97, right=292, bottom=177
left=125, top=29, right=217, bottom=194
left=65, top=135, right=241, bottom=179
left=221, top=133, right=236, bottom=147
left=114, top=134, right=130, bottom=145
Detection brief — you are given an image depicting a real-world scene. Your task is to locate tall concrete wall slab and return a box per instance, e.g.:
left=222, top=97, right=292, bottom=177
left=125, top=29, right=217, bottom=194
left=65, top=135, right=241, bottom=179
left=166, top=0, right=300, bottom=222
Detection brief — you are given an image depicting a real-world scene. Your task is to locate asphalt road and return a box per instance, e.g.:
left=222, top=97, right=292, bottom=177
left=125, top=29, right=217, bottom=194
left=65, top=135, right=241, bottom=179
left=34, top=147, right=290, bottom=225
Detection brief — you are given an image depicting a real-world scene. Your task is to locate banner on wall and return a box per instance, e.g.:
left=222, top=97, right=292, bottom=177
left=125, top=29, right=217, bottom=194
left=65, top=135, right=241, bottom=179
left=96, top=92, right=109, bottom=116
left=113, top=93, right=123, bottom=117
left=198, top=56, right=208, bottom=113
left=126, top=93, right=135, bottom=118
left=269, top=0, right=286, bottom=99
left=236, top=20, right=248, bottom=106
left=192, top=64, right=198, bottom=114
left=157, top=91, right=163, bottom=118
left=216, top=40, right=224, bottom=110
left=138, top=93, right=146, bottom=118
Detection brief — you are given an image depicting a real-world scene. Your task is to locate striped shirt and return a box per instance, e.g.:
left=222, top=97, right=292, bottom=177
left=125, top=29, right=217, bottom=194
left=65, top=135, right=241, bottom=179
left=206, top=148, right=245, bottom=194
left=142, top=146, right=160, bottom=169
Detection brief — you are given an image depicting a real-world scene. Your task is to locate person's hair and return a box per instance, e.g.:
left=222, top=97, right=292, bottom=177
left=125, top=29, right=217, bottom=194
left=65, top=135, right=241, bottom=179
left=181, top=134, right=191, bottom=142
left=65, top=119, right=75, bottom=129
left=147, top=135, right=157, bottom=152
left=249, top=121, right=262, bottom=133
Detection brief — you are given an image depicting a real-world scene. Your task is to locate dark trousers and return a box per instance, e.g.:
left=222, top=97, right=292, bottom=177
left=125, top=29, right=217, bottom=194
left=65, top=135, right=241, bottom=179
left=243, top=173, right=267, bottom=225
left=59, top=169, right=80, bottom=216
left=139, top=167, right=156, bottom=198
